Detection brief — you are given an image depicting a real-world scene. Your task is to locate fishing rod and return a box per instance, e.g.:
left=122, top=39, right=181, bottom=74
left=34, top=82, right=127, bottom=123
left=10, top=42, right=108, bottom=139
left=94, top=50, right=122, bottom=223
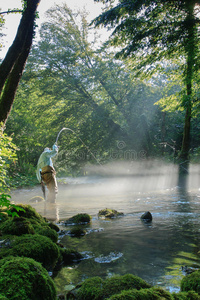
left=55, top=127, right=104, bottom=168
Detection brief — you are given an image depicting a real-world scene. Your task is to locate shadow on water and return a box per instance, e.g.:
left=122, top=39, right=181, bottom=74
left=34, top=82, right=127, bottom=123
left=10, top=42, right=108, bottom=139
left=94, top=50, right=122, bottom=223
left=10, top=161, right=200, bottom=294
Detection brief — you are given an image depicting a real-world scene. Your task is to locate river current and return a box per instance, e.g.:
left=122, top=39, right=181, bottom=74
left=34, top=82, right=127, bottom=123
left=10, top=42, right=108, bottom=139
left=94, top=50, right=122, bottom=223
left=11, top=162, right=200, bottom=294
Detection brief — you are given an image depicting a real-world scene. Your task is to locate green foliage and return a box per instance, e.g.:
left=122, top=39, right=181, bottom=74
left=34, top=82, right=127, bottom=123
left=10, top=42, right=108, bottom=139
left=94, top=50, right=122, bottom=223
left=0, top=194, right=25, bottom=219
left=10, top=204, right=46, bottom=223
left=0, top=127, right=18, bottom=191
left=0, top=256, right=57, bottom=300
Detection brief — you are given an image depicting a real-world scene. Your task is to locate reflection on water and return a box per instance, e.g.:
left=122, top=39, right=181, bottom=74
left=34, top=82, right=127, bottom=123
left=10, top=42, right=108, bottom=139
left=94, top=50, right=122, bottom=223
left=10, top=163, right=200, bottom=294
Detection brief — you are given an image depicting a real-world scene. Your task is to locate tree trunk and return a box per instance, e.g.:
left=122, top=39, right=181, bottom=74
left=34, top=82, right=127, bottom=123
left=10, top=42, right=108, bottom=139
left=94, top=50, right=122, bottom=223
left=0, top=0, right=41, bottom=124
left=178, top=2, right=195, bottom=163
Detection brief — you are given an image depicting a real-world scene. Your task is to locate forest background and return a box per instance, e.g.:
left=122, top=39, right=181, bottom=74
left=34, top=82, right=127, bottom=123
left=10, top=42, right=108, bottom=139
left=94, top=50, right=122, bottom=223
left=1, top=0, right=200, bottom=192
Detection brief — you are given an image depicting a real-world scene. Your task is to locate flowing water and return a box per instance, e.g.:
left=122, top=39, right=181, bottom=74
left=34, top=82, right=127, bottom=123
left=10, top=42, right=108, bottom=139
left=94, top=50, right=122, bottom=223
left=11, top=162, right=200, bottom=294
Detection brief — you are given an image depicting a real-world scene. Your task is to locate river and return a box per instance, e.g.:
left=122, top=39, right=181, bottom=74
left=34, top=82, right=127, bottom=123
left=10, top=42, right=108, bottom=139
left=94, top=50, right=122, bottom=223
left=10, top=162, right=200, bottom=294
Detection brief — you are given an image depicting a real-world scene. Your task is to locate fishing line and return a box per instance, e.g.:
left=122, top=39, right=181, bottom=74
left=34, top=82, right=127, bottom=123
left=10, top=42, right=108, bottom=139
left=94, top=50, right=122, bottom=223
left=55, top=127, right=104, bottom=169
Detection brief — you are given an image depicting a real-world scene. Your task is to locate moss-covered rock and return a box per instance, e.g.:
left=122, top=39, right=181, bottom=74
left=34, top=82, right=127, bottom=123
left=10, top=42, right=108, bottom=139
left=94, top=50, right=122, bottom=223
left=75, top=274, right=151, bottom=300
left=0, top=256, right=56, bottom=300
left=108, top=287, right=172, bottom=299
left=0, top=216, right=35, bottom=235
left=10, top=204, right=45, bottom=223
left=181, top=271, right=200, bottom=294
left=60, top=247, right=83, bottom=264
left=0, top=212, right=9, bottom=223
left=48, top=221, right=60, bottom=232
left=65, top=213, right=91, bottom=225
left=69, top=226, right=87, bottom=237
left=0, top=234, right=59, bottom=270
left=75, top=277, right=104, bottom=300
left=172, top=290, right=200, bottom=299
left=98, top=209, right=124, bottom=219
left=33, top=224, right=58, bottom=242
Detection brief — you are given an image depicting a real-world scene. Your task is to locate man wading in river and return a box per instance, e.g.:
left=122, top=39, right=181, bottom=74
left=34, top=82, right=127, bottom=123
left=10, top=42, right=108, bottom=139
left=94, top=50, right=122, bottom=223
left=36, top=144, right=58, bottom=203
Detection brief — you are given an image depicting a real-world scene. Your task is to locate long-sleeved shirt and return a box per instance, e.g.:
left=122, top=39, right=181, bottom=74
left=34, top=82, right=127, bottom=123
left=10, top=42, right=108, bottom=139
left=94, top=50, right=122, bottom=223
left=36, top=144, right=58, bottom=182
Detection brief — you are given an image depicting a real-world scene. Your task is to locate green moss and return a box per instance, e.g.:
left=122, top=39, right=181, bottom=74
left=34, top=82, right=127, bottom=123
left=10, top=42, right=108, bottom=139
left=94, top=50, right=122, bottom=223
left=172, top=290, right=200, bottom=299
left=48, top=222, right=60, bottom=232
left=0, top=217, right=35, bottom=235
left=60, top=247, right=83, bottom=264
left=102, top=274, right=151, bottom=299
left=1, top=234, right=59, bottom=270
left=76, top=274, right=151, bottom=300
left=181, top=271, right=200, bottom=294
left=98, top=209, right=124, bottom=218
left=69, top=226, right=86, bottom=237
left=66, top=213, right=91, bottom=225
left=0, top=212, right=8, bottom=223
left=34, top=224, right=58, bottom=242
left=10, top=204, right=45, bottom=223
left=108, top=287, right=172, bottom=299
left=76, top=277, right=104, bottom=300
left=0, top=256, right=56, bottom=300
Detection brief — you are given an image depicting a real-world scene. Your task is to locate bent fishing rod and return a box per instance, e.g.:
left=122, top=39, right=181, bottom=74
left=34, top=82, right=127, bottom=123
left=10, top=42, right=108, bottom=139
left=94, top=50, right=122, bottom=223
left=55, top=127, right=104, bottom=169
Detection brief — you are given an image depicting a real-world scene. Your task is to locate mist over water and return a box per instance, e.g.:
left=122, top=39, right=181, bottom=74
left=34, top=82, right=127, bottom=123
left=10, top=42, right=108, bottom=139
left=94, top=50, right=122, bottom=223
left=11, top=160, right=200, bottom=293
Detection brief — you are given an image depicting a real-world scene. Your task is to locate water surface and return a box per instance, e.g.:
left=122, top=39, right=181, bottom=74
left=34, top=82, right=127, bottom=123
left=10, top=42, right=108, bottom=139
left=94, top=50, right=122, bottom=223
left=11, top=165, right=200, bottom=294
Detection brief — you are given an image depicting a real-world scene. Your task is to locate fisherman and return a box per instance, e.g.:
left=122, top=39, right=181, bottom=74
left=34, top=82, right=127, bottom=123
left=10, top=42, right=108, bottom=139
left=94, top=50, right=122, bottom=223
left=36, top=144, right=58, bottom=203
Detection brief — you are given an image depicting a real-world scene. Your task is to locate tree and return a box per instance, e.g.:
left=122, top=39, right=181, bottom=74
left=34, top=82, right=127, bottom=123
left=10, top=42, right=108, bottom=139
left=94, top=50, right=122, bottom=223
left=5, top=4, right=164, bottom=174
left=92, top=0, right=200, bottom=164
left=0, top=0, right=41, bottom=124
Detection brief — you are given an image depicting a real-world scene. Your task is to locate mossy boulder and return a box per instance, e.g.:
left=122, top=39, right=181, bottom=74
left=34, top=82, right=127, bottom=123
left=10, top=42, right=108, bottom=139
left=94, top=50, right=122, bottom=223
left=60, top=247, right=83, bottom=264
left=75, top=277, right=103, bottom=300
left=98, top=209, right=124, bottom=219
left=10, top=204, right=45, bottom=223
left=0, top=217, right=35, bottom=235
left=0, top=212, right=9, bottom=223
left=0, top=234, right=59, bottom=270
left=172, top=290, right=200, bottom=299
left=108, top=287, right=172, bottom=299
left=33, top=224, right=58, bottom=242
left=74, top=274, right=151, bottom=300
left=48, top=222, right=60, bottom=232
left=69, top=226, right=87, bottom=237
left=181, top=271, right=200, bottom=294
left=0, top=256, right=56, bottom=300
left=65, top=213, right=91, bottom=225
